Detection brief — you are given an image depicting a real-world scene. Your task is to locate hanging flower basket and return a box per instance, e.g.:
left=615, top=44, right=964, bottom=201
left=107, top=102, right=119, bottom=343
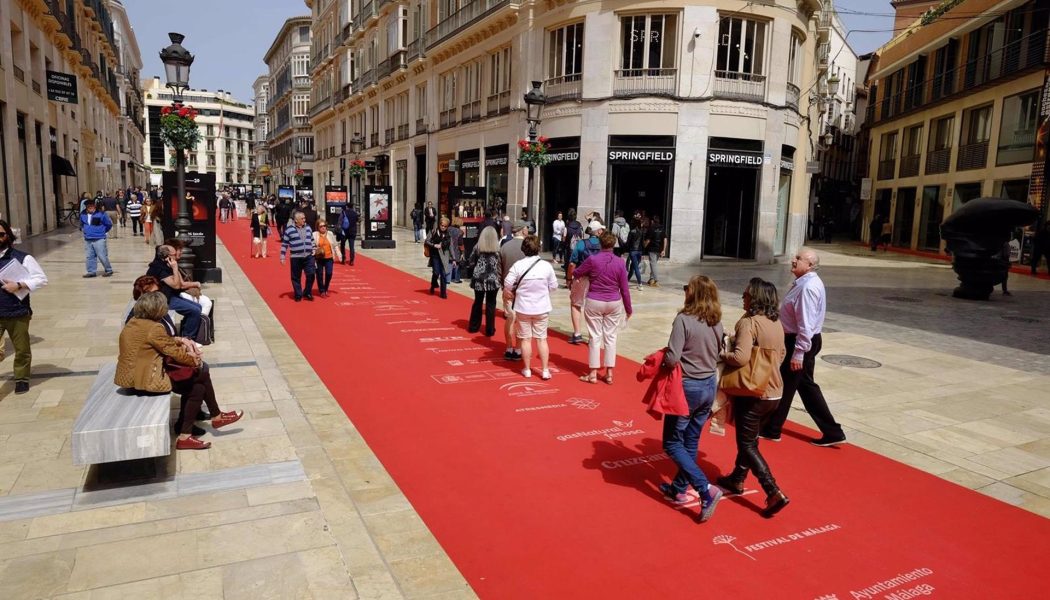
left=294, top=168, right=305, bottom=187
left=517, top=136, right=551, bottom=168
left=349, top=159, right=367, bottom=178
left=159, top=103, right=201, bottom=151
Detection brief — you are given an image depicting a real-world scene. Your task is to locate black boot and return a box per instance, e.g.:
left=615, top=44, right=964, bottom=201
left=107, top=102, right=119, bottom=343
left=716, top=466, right=748, bottom=495
left=754, top=467, right=789, bottom=517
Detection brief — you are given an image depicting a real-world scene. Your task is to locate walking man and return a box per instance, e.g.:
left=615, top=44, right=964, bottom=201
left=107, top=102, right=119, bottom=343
left=101, top=191, right=122, bottom=238
left=424, top=201, right=437, bottom=234
left=339, top=203, right=359, bottom=265
left=126, top=193, right=143, bottom=236
left=0, top=220, right=48, bottom=394
left=81, top=202, right=114, bottom=278
left=280, top=211, right=316, bottom=302
left=761, top=248, right=846, bottom=447
left=410, top=204, right=424, bottom=243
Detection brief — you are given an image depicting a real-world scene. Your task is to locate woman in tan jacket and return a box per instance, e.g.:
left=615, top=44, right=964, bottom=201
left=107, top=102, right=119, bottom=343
left=116, top=291, right=241, bottom=450
left=717, top=278, right=790, bottom=517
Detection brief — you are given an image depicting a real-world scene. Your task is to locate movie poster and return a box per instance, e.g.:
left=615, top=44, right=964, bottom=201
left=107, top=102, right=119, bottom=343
left=363, top=185, right=394, bottom=248
left=160, top=171, right=220, bottom=282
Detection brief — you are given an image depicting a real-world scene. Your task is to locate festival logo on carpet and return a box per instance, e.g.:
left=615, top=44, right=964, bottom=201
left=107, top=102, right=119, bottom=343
left=514, top=397, right=601, bottom=414
left=554, top=420, right=645, bottom=441
left=498, top=381, right=560, bottom=398
left=713, top=524, right=843, bottom=562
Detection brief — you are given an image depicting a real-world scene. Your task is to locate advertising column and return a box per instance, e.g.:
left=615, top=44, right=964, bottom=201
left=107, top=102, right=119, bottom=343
left=363, top=185, right=396, bottom=249
left=161, top=171, right=221, bottom=282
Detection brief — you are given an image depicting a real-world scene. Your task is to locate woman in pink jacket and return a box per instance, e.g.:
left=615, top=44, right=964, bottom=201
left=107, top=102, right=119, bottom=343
left=572, top=231, right=632, bottom=384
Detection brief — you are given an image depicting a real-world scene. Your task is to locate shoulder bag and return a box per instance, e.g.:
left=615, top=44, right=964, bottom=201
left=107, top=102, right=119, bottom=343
left=719, top=317, right=778, bottom=398
left=510, top=258, right=542, bottom=310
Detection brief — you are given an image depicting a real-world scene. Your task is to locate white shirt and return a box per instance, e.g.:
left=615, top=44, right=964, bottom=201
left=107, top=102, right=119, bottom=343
left=0, top=247, right=48, bottom=292
left=504, top=257, right=558, bottom=315
left=552, top=219, right=566, bottom=241
left=779, top=271, right=825, bottom=362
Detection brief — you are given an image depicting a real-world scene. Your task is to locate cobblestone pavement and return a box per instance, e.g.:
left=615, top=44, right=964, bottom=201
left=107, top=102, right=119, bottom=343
left=0, top=222, right=1046, bottom=598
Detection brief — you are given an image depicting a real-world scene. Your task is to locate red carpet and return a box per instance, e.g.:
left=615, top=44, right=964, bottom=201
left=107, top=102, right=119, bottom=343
left=220, top=219, right=1049, bottom=598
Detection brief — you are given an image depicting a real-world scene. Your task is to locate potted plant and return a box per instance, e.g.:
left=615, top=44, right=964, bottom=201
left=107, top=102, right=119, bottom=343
left=349, top=159, right=367, bottom=178
left=159, top=103, right=201, bottom=151
left=516, top=136, right=551, bottom=168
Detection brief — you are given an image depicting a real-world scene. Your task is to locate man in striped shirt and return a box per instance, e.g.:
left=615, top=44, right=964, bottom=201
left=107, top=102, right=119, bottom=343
left=280, top=211, right=316, bottom=302
left=126, top=194, right=143, bottom=236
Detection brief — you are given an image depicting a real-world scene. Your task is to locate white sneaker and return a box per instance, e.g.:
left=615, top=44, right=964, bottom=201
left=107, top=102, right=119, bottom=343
left=522, top=368, right=532, bottom=378
left=636, top=284, right=643, bottom=291
left=540, top=369, right=551, bottom=380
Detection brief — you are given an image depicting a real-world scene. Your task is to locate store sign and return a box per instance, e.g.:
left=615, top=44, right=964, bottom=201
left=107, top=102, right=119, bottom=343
left=461, top=159, right=481, bottom=169
left=708, top=150, right=764, bottom=168
left=46, top=70, right=78, bottom=104
left=860, top=177, right=873, bottom=200
left=608, top=148, right=675, bottom=163
left=547, top=150, right=580, bottom=164
left=485, top=156, right=509, bottom=167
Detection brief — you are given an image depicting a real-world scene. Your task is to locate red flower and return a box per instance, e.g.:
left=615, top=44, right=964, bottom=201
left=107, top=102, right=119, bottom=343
left=517, top=139, right=529, bottom=149
left=538, top=136, right=549, bottom=143
left=161, top=106, right=171, bottom=116
left=177, top=107, right=189, bottom=117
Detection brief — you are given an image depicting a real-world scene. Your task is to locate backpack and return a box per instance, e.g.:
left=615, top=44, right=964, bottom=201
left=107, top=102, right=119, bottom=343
left=183, top=313, right=214, bottom=345
left=341, top=212, right=350, bottom=231
left=615, top=222, right=630, bottom=245
left=571, top=237, right=600, bottom=266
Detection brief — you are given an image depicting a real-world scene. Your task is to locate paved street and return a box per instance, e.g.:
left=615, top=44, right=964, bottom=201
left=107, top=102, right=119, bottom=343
left=0, top=222, right=1047, bottom=597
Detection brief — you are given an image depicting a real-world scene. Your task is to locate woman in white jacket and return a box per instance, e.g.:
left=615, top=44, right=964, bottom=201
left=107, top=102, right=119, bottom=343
left=503, top=235, right=559, bottom=379
left=312, top=220, right=343, bottom=297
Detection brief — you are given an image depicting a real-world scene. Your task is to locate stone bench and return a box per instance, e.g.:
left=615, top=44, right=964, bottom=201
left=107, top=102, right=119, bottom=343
left=72, top=363, right=172, bottom=466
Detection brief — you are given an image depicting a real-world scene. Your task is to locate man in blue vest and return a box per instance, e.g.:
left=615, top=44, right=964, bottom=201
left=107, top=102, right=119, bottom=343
left=0, top=220, right=48, bottom=394
left=80, top=202, right=114, bottom=277
left=339, top=203, right=359, bottom=266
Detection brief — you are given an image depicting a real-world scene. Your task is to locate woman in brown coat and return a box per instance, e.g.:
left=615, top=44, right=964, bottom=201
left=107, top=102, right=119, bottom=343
left=717, top=278, right=790, bottom=517
left=116, top=291, right=241, bottom=450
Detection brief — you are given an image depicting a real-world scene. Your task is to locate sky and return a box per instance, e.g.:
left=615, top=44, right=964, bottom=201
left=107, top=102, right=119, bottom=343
left=122, top=0, right=894, bottom=104
left=123, top=0, right=307, bottom=104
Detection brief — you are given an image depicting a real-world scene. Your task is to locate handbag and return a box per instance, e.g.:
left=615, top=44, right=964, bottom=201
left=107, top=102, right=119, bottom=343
left=164, top=359, right=197, bottom=382
left=509, top=258, right=542, bottom=310
left=719, top=318, right=778, bottom=398
left=423, top=243, right=431, bottom=258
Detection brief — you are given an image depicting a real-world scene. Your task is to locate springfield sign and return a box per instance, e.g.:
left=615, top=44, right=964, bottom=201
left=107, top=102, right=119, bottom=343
left=708, top=150, right=765, bottom=168
left=608, top=148, right=675, bottom=163
left=46, top=70, right=78, bottom=104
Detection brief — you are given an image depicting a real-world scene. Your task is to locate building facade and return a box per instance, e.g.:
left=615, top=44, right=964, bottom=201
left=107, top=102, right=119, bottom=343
left=109, top=0, right=145, bottom=190
left=265, top=16, right=313, bottom=189
left=0, top=0, right=133, bottom=236
left=305, top=0, right=830, bottom=263
left=142, top=77, right=256, bottom=188
left=253, top=74, right=271, bottom=193
left=865, top=0, right=1048, bottom=252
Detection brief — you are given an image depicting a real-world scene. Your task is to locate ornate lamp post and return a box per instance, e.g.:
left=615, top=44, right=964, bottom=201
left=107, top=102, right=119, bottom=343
left=350, top=132, right=364, bottom=210
left=159, top=32, right=195, bottom=270
left=522, top=81, right=547, bottom=227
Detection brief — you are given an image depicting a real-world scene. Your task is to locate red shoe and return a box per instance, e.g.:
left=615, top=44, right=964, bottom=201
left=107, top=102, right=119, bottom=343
left=176, top=436, right=211, bottom=450
left=211, top=410, right=243, bottom=429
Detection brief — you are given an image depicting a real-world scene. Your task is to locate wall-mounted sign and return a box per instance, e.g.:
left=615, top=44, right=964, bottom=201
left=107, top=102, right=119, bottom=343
left=708, top=150, right=764, bottom=168
left=485, top=156, right=509, bottom=167
left=46, top=70, right=78, bottom=104
left=546, top=150, right=580, bottom=164
left=461, top=159, right=481, bottom=169
left=608, top=148, right=675, bottom=163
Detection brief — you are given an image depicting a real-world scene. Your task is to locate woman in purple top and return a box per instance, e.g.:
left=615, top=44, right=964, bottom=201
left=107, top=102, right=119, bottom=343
left=573, top=231, right=632, bottom=384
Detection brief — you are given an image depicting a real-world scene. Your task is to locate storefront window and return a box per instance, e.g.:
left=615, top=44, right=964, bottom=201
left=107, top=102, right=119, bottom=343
left=485, top=145, right=509, bottom=217
left=620, top=14, right=677, bottom=72
left=997, top=89, right=1039, bottom=165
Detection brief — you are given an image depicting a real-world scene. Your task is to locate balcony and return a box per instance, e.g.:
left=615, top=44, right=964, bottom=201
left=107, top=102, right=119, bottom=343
left=613, top=68, right=677, bottom=97
left=713, top=71, right=766, bottom=102
left=293, top=76, right=311, bottom=89
left=877, top=159, right=896, bottom=180
left=385, top=128, right=394, bottom=145
left=486, top=91, right=510, bottom=116
left=416, top=118, right=427, bottom=135
left=957, top=141, right=988, bottom=171
left=899, top=154, right=921, bottom=178
left=353, top=1, right=376, bottom=30
left=293, top=116, right=310, bottom=128
left=310, top=96, right=332, bottom=117
left=397, top=124, right=409, bottom=140
left=378, top=50, right=407, bottom=80
left=426, top=0, right=511, bottom=50
left=13, top=66, right=24, bottom=83
left=786, top=82, right=800, bottom=110
left=924, top=148, right=950, bottom=175
left=407, top=38, right=424, bottom=63
left=440, top=108, right=457, bottom=129
left=460, top=100, right=482, bottom=123
left=817, top=42, right=830, bottom=72
left=817, top=10, right=831, bottom=43
left=544, top=75, right=582, bottom=101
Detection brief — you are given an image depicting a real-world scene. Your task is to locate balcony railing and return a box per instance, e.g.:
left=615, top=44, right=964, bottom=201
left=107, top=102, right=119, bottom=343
left=440, top=108, right=457, bottom=129
left=378, top=50, right=407, bottom=80
left=385, top=128, right=395, bottom=144
left=310, top=96, right=332, bottom=117
left=928, top=149, right=953, bottom=174
left=957, top=140, right=989, bottom=170
left=786, top=82, right=800, bottom=110
left=486, top=91, right=510, bottom=116
left=369, top=132, right=379, bottom=146
left=877, top=159, right=896, bottom=180
left=713, top=71, right=766, bottom=102
left=899, top=154, right=921, bottom=178
left=353, top=1, right=376, bottom=30
left=416, top=118, right=427, bottom=135
left=613, top=68, right=677, bottom=96
left=397, top=124, right=409, bottom=140
left=425, top=0, right=510, bottom=50
left=407, top=37, right=424, bottom=63
left=461, top=100, right=482, bottom=123
left=544, top=75, right=582, bottom=101
left=293, top=76, right=311, bottom=88
left=293, top=116, right=310, bottom=128
left=13, top=66, right=24, bottom=83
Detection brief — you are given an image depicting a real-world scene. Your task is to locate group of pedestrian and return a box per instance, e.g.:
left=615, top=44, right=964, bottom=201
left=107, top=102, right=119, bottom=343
left=557, top=210, right=667, bottom=291
left=277, top=202, right=360, bottom=301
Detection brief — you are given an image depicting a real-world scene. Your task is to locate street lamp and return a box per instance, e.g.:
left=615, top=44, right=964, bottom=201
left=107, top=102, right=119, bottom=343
left=350, top=132, right=364, bottom=210
left=159, top=32, right=195, bottom=271
left=522, top=80, right=546, bottom=226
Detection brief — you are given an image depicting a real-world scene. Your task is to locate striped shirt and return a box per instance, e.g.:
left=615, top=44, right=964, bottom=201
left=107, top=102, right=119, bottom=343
left=126, top=199, right=142, bottom=218
left=280, top=224, right=315, bottom=260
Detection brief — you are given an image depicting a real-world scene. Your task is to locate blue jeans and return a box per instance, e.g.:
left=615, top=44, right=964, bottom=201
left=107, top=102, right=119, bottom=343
left=449, top=260, right=460, bottom=283
left=647, top=251, right=660, bottom=282
left=315, top=257, right=334, bottom=293
left=168, top=294, right=202, bottom=339
left=413, top=225, right=423, bottom=242
left=628, top=251, right=643, bottom=285
left=663, top=375, right=717, bottom=495
left=290, top=256, right=316, bottom=298
left=84, top=238, right=112, bottom=274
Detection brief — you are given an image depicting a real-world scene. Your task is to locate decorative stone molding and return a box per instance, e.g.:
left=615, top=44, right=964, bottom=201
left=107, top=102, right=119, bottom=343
left=609, top=100, right=678, bottom=114
left=710, top=102, right=767, bottom=119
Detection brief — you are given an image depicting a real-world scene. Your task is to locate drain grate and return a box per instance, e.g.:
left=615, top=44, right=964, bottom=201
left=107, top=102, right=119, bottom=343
left=821, top=355, right=882, bottom=368
left=883, top=296, right=922, bottom=303
left=1001, top=315, right=1041, bottom=324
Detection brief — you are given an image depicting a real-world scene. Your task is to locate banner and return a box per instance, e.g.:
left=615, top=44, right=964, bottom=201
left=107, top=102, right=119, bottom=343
left=161, top=171, right=220, bottom=282
left=1028, top=69, right=1050, bottom=220
left=277, top=185, right=295, bottom=201
left=362, top=185, right=395, bottom=248
left=46, top=70, right=78, bottom=104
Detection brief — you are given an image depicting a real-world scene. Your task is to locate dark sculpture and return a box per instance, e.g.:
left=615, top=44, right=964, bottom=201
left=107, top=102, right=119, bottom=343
left=940, top=197, right=1039, bottom=300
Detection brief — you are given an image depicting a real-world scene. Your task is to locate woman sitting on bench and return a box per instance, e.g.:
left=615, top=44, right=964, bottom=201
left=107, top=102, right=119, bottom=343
left=116, top=291, right=242, bottom=450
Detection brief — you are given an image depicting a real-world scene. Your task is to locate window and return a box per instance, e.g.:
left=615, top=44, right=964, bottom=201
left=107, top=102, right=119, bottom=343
left=461, top=60, right=482, bottom=121
left=488, top=47, right=512, bottom=114
left=440, top=70, right=456, bottom=127
left=439, top=0, right=457, bottom=22
left=877, top=131, right=897, bottom=180
left=930, top=39, right=958, bottom=101
left=929, top=114, right=954, bottom=152
left=548, top=23, right=584, bottom=82
left=293, top=94, right=310, bottom=117
left=716, top=17, right=766, bottom=76
left=962, top=105, right=992, bottom=145
left=299, top=26, right=311, bottom=44
left=903, top=125, right=923, bottom=157
left=416, top=82, right=427, bottom=130
left=620, top=14, right=678, bottom=73
left=997, top=89, right=1039, bottom=165
left=786, top=32, right=803, bottom=86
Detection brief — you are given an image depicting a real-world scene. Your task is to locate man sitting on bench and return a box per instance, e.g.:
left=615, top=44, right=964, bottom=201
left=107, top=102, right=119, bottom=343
left=146, top=244, right=202, bottom=339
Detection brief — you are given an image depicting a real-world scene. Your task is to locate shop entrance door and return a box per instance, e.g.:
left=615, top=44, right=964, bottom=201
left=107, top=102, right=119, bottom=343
left=703, top=166, right=759, bottom=259
left=609, top=164, right=669, bottom=228
left=918, top=185, right=943, bottom=250
left=542, top=162, right=579, bottom=245
left=893, top=187, right=917, bottom=248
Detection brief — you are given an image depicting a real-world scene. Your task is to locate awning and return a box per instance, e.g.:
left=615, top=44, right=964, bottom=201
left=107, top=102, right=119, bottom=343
left=51, top=155, right=77, bottom=177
